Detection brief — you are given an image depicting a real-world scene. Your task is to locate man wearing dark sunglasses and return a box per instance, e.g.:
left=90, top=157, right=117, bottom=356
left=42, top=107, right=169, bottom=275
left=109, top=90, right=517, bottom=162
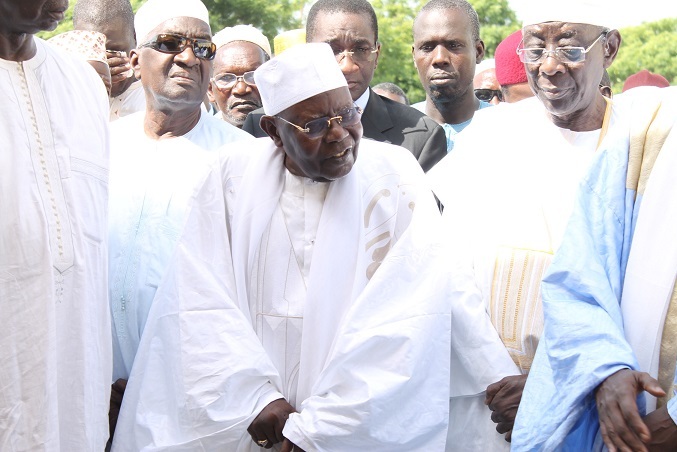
left=473, top=59, right=502, bottom=106
left=208, top=25, right=271, bottom=130
left=113, top=42, right=451, bottom=452
left=106, top=0, right=253, bottom=447
left=244, top=0, right=447, bottom=172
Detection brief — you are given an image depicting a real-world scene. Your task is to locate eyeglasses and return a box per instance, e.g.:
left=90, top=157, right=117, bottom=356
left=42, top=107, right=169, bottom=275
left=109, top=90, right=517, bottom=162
left=212, top=71, right=256, bottom=90
left=474, top=88, right=503, bottom=102
left=276, top=106, right=363, bottom=138
left=139, top=33, right=217, bottom=61
left=516, top=31, right=608, bottom=64
left=333, top=47, right=378, bottom=64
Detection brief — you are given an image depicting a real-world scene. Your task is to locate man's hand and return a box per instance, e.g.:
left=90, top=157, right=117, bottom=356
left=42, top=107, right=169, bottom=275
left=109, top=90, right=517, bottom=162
left=247, top=398, right=295, bottom=449
left=106, top=51, right=133, bottom=96
left=643, top=405, right=677, bottom=451
left=280, top=438, right=306, bottom=452
left=485, top=374, right=528, bottom=442
left=595, top=369, right=666, bottom=452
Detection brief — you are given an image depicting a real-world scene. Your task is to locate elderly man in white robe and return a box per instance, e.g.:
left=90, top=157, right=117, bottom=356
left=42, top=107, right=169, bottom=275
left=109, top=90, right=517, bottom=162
left=424, top=2, right=646, bottom=450
left=112, top=42, right=451, bottom=451
left=106, top=0, right=252, bottom=440
left=0, top=0, right=111, bottom=450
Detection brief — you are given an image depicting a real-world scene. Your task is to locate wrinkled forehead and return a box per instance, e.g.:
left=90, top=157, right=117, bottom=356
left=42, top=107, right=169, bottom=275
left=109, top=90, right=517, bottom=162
left=145, top=16, right=211, bottom=42
left=522, top=21, right=602, bottom=40
left=213, top=41, right=267, bottom=70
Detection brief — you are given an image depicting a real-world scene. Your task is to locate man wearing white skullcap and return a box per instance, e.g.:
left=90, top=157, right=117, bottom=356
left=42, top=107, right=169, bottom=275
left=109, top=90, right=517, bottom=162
left=424, top=2, right=673, bottom=451
left=208, top=25, right=271, bottom=129
left=112, top=42, right=451, bottom=451
left=107, top=0, right=252, bottom=445
left=497, top=3, right=677, bottom=451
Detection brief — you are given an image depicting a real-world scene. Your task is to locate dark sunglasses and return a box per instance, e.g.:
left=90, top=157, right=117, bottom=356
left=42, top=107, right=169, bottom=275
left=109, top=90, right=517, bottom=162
left=139, top=33, right=216, bottom=61
left=474, top=88, right=503, bottom=102
left=276, top=106, right=363, bottom=139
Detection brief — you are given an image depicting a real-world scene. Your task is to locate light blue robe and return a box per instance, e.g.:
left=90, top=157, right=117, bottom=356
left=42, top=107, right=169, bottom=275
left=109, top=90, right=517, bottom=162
left=512, top=87, right=677, bottom=451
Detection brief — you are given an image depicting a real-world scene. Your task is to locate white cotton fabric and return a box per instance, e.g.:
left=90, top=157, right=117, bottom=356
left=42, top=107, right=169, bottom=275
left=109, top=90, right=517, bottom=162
left=134, top=0, right=211, bottom=44
left=112, top=138, right=451, bottom=451
left=109, top=79, right=145, bottom=121
left=427, top=97, right=623, bottom=450
left=254, top=43, right=347, bottom=116
left=620, top=96, right=677, bottom=412
left=0, top=39, right=111, bottom=451
left=108, top=110, right=252, bottom=381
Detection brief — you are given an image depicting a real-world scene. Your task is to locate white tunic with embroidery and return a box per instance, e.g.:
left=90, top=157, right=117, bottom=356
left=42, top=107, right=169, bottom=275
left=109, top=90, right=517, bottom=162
left=0, top=39, right=111, bottom=451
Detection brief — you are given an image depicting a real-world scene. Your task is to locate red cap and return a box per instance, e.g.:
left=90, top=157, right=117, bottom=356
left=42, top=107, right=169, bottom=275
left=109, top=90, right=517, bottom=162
left=622, top=69, right=670, bottom=92
left=495, top=30, right=527, bottom=86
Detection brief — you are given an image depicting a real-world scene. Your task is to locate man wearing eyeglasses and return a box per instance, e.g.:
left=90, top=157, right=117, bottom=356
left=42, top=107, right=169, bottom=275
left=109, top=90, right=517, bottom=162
left=106, top=0, right=252, bottom=445
left=243, top=0, right=447, bottom=172
left=208, top=25, right=271, bottom=130
left=112, top=42, right=451, bottom=452
left=423, top=3, right=663, bottom=450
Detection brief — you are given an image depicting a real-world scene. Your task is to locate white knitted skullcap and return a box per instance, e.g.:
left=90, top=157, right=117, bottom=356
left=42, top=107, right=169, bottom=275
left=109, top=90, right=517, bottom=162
left=254, top=42, right=347, bottom=116
left=521, top=0, right=614, bottom=29
left=213, top=25, right=272, bottom=57
left=135, top=0, right=211, bottom=44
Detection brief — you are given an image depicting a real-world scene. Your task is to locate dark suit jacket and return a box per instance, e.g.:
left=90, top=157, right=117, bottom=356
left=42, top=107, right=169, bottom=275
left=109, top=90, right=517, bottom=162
left=242, top=89, right=447, bottom=172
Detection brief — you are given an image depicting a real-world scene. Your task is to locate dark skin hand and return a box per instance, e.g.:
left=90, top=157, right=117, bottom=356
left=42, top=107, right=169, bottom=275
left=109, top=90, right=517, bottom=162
left=485, top=374, right=528, bottom=442
left=280, top=438, right=306, bottom=452
left=248, top=398, right=296, bottom=449
left=595, top=369, right=667, bottom=452
left=106, top=52, right=133, bottom=89
left=644, top=405, right=677, bottom=451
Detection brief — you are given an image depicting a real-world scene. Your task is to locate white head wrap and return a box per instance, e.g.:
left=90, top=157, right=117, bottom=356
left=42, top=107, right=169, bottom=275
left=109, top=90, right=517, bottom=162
left=521, top=1, right=613, bottom=29
left=212, top=25, right=272, bottom=57
left=475, top=58, right=495, bottom=75
left=254, top=42, right=347, bottom=116
left=135, top=0, right=211, bottom=44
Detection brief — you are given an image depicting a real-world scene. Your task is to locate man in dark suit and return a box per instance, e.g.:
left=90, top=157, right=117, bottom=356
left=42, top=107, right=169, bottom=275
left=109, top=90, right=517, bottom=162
left=243, top=0, right=447, bottom=172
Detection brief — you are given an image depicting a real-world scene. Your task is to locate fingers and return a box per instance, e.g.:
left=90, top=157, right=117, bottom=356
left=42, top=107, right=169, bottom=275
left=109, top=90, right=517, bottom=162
left=280, top=439, right=294, bottom=452
left=637, top=372, right=666, bottom=398
left=598, top=398, right=648, bottom=452
left=485, top=379, right=505, bottom=404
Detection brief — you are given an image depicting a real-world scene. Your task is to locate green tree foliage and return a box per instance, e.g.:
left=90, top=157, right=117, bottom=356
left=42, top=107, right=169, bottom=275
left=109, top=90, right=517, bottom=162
left=609, top=18, right=676, bottom=93
left=471, top=0, right=519, bottom=57
left=371, top=0, right=423, bottom=102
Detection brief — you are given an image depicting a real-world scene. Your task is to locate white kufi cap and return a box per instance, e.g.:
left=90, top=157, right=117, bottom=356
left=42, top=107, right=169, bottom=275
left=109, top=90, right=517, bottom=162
left=521, top=0, right=613, bottom=29
left=135, top=0, right=211, bottom=44
left=213, top=25, right=272, bottom=57
left=254, top=43, right=348, bottom=116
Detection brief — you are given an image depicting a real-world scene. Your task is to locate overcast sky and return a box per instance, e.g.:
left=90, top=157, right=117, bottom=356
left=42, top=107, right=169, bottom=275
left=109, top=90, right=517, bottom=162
left=508, top=0, right=676, bottom=28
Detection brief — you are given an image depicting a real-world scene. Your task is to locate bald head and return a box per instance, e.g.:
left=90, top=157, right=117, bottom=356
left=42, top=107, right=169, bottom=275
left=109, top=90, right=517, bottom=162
left=73, top=0, right=134, bottom=30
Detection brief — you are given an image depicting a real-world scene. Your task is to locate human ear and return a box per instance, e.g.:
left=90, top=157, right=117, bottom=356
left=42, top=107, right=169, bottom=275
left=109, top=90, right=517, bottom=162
left=260, top=115, right=284, bottom=147
left=129, top=49, right=142, bottom=80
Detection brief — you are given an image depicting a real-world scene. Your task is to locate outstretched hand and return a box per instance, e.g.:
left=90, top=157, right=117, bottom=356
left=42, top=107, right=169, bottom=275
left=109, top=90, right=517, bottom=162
left=595, top=369, right=666, bottom=452
left=247, top=398, right=296, bottom=449
left=485, top=374, right=528, bottom=442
